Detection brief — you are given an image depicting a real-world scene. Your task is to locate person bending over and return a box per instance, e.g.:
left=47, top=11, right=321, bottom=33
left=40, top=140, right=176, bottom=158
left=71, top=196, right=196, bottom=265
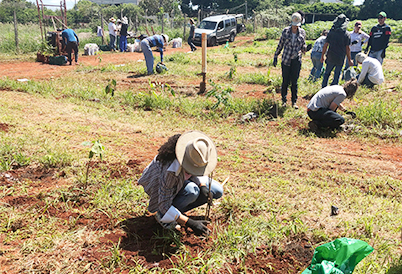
left=138, top=131, right=223, bottom=236
left=140, top=34, right=169, bottom=75
left=307, top=79, right=358, bottom=131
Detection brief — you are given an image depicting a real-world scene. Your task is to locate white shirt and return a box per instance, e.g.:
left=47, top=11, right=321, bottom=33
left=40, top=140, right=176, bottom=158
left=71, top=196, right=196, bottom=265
left=358, top=57, right=384, bottom=85
left=349, top=31, right=369, bottom=52
left=108, top=22, right=116, bottom=36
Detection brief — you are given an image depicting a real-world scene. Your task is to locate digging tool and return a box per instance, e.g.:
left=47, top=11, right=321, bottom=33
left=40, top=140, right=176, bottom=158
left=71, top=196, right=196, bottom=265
left=205, top=175, right=229, bottom=220
left=205, top=172, right=213, bottom=220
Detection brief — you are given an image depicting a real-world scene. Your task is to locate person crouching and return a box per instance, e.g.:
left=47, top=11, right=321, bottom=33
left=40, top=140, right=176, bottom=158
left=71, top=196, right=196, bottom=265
left=307, top=79, right=358, bottom=131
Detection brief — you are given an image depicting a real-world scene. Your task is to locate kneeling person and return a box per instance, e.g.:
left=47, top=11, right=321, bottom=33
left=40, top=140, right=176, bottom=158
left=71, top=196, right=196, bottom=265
left=138, top=131, right=223, bottom=236
left=307, top=79, right=358, bottom=130
left=355, top=52, right=384, bottom=88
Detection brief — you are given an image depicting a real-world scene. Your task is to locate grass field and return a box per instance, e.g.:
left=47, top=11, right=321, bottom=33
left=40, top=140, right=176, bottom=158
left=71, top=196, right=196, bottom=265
left=1, top=28, right=402, bottom=273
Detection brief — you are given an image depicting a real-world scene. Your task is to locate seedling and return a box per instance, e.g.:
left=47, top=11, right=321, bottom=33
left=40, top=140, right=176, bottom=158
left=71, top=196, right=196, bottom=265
left=206, top=80, right=234, bottom=109
left=82, top=140, right=105, bottom=188
left=105, top=79, right=117, bottom=97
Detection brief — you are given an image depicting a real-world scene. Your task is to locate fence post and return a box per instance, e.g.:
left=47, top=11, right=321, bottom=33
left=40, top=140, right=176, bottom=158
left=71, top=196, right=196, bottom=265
left=13, top=9, right=19, bottom=53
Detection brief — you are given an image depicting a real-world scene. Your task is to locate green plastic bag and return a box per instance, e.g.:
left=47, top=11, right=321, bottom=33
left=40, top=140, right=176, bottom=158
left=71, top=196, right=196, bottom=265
left=302, top=238, right=374, bottom=274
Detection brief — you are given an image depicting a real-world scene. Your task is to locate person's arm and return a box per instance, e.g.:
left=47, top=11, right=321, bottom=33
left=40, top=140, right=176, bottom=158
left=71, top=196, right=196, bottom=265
left=320, top=42, right=329, bottom=63
left=346, top=45, right=353, bottom=67
left=384, top=26, right=391, bottom=49
left=329, top=101, right=346, bottom=112
left=274, top=31, right=285, bottom=59
left=365, top=28, right=373, bottom=53
left=74, top=32, right=79, bottom=45
left=357, top=62, right=369, bottom=84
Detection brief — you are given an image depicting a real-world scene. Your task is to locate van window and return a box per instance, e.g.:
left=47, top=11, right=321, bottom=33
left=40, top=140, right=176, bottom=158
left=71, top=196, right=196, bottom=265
left=231, top=18, right=236, bottom=26
left=217, top=21, right=224, bottom=30
left=199, top=20, right=217, bottom=30
left=225, top=19, right=231, bottom=28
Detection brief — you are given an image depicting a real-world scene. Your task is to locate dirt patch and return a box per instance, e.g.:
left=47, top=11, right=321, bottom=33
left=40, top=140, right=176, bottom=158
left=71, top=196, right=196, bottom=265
left=0, top=123, right=11, bottom=132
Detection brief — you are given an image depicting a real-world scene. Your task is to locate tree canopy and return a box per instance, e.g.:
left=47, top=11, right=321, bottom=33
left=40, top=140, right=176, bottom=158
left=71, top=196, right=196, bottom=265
left=358, top=0, right=401, bottom=20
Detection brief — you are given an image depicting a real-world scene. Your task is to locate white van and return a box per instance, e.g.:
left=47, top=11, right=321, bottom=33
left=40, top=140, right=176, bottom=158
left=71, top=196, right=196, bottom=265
left=193, top=14, right=240, bottom=46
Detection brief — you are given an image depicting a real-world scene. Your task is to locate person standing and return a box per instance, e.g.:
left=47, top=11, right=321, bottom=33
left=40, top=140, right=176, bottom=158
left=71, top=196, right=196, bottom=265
left=119, top=17, right=128, bottom=52
left=365, top=11, right=391, bottom=65
left=188, top=18, right=197, bottom=52
left=321, top=14, right=353, bottom=88
left=273, top=12, right=307, bottom=109
left=108, top=17, right=117, bottom=51
left=355, top=53, right=384, bottom=88
left=307, top=79, right=358, bottom=131
left=309, top=29, right=328, bottom=82
left=61, top=28, right=79, bottom=65
left=115, top=19, right=121, bottom=51
left=138, top=131, right=223, bottom=235
left=140, top=34, right=169, bottom=75
left=345, top=21, right=369, bottom=70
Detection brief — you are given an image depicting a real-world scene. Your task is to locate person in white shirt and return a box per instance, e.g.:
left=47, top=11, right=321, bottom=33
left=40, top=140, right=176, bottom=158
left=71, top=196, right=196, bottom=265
left=108, top=17, right=117, bottom=51
left=355, top=52, right=384, bottom=88
left=345, top=21, right=369, bottom=70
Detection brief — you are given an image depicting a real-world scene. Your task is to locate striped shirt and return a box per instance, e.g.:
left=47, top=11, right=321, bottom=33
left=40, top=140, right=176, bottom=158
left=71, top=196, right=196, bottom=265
left=138, top=157, right=186, bottom=215
left=274, top=26, right=306, bottom=66
left=145, top=35, right=165, bottom=62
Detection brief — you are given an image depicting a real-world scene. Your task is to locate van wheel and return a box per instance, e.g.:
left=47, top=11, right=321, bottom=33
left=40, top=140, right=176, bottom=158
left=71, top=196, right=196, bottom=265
left=229, top=33, right=235, bottom=42
left=208, top=37, right=217, bottom=47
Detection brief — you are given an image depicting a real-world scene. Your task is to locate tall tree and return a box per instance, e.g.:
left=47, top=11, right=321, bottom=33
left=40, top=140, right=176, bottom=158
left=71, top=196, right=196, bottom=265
left=359, top=0, right=401, bottom=20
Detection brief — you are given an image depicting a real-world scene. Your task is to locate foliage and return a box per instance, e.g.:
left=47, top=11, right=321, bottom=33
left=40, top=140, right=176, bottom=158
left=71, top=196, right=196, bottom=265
left=105, top=79, right=117, bottom=97
left=82, top=140, right=105, bottom=187
left=359, top=0, right=402, bottom=20
left=292, top=2, right=360, bottom=22
left=206, top=80, right=234, bottom=109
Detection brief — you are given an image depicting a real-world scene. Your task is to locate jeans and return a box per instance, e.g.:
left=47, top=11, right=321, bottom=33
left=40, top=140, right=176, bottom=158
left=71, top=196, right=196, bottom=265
left=309, top=51, right=323, bottom=82
left=141, top=40, right=154, bottom=74
left=109, top=34, right=116, bottom=50
left=120, top=35, right=127, bottom=52
left=281, top=58, right=301, bottom=105
left=188, top=37, right=196, bottom=51
left=308, top=108, right=345, bottom=129
left=369, top=49, right=384, bottom=65
left=322, top=61, right=343, bottom=88
left=66, top=41, right=78, bottom=63
left=172, top=177, right=223, bottom=213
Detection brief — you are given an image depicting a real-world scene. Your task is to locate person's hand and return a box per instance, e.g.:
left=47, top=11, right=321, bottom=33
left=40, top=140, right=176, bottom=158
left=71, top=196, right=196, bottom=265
left=351, top=40, right=358, bottom=45
left=272, top=57, right=277, bottom=67
left=345, top=111, right=357, bottom=119
left=200, top=185, right=210, bottom=198
left=381, top=49, right=386, bottom=58
left=186, top=218, right=210, bottom=236
left=348, top=60, right=353, bottom=67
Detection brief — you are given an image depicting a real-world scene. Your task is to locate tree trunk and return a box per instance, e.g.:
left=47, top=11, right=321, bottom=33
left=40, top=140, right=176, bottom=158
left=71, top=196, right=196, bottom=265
left=14, top=9, right=19, bottom=53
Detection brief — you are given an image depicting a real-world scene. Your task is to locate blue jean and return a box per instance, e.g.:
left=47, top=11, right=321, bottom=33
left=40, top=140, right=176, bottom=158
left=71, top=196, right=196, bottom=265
left=322, top=61, right=343, bottom=88
left=369, top=49, right=384, bottom=65
left=188, top=37, right=196, bottom=51
left=308, top=108, right=345, bottom=129
left=120, top=35, right=127, bottom=52
left=141, top=40, right=154, bottom=74
left=309, top=51, right=323, bottom=82
left=281, top=58, right=301, bottom=104
left=109, top=34, right=116, bottom=50
left=172, top=177, right=223, bottom=213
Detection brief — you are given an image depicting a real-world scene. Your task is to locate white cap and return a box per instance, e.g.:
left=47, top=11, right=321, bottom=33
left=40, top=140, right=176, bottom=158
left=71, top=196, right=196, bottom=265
left=162, top=34, right=169, bottom=44
left=291, top=13, right=302, bottom=26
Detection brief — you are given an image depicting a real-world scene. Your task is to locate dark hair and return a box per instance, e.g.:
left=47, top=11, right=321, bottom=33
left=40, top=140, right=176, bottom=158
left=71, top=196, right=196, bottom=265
left=343, top=79, right=358, bottom=98
left=297, top=10, right=305, bottom=19
left=156, top=134, right=181, bottom=164
left=322, top=29, right=329, bottom=36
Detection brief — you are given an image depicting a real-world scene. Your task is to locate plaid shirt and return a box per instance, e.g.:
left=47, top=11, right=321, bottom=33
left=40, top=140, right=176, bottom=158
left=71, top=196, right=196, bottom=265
left=138, top=157, right=186, bottom=215
left=274, top=26, right=306, bottom=66
left=312, top=35, right=327, bottom=53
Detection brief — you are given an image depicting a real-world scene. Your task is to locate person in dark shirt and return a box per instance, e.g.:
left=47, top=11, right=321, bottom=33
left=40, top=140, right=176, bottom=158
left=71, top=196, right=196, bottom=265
left=320, top=14, right=353, bottom=88
left=140, top=34, right=169, bottom=75
left=119, top=17, right=128, bottom=52
left=365, top=11, right=391, bottom=65
left=188, top=18, right=197, bottom=52
left=61, top=28, right=79, bottom=65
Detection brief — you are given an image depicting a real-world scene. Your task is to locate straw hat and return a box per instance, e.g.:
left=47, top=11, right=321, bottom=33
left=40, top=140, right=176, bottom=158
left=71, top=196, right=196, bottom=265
left=109, top=17, right=116, bottom=22
left=175, top=131, right=217, bottom=176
